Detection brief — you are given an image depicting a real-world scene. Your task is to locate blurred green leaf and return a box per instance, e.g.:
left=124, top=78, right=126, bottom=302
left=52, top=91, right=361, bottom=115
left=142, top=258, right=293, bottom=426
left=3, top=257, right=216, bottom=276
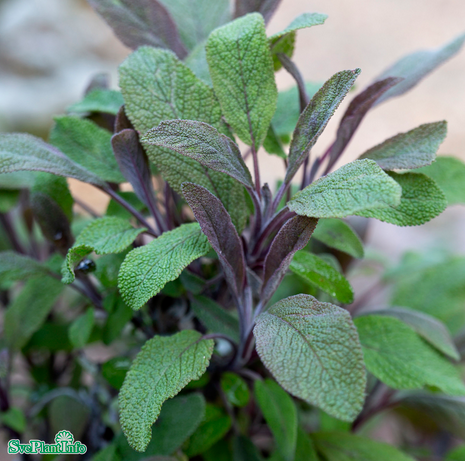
left=69, top=308, right=95, bottom=349
left=221, top=372, right=250, bottom=408
left=102, top=356, right=131, bottom=390
left=68, top=89, right=124, bottom=115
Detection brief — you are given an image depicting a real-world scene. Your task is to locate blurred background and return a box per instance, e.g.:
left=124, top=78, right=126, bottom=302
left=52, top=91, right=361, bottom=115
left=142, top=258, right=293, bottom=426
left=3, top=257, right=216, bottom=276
left=0, top=0, right=464, bottom=262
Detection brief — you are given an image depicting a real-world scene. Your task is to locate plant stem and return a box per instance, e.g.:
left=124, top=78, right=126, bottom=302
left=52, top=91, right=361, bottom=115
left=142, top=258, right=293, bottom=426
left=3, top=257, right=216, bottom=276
left=0, top=213, right=26, bottom=254
left=74, top=197, right=100, bottom=218
left=251, top=144, right=261, bottom=197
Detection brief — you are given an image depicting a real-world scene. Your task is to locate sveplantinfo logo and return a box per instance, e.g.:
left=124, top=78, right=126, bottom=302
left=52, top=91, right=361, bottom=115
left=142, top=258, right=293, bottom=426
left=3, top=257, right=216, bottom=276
left=7, top=430, right=87, bottom=455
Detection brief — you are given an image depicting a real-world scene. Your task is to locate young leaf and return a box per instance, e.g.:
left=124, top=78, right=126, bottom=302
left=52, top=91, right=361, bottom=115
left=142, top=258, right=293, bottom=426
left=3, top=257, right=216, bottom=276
left=119, top=47, right=247, bottom=230
left=50, top=116, right=125, bottom=184
left=285, top=69, right=360, bottom=183
left=312, top=218, right=364, bottom=259
left=359, top=121, right=447, bottom=170
left=191, top=295, right=240, bottom=343
left=354, top=315, right=465, bottom=395
left=289, top=251, right=354, bottom=304
left=372, top=308, right=459, bottom=360
left=206, top=13, right=278, bottom=149
left=254, top=294, right=366, bottom=421
left=182, top=183, right=246, bottom=298
left=87, top=0, right=187, bottom=58
left=118, top=223, right=210, bottom=310
left=143, top=120, right=254, bottom=189
left=63, top=217, right=146, bottom=284
left=373, top=32, right=465, bottom=105
left=4, top=277, right=63, bottom=350
left=221, top=372, right=250, bottom=408
left=357, top=172, right=447, bottom=226
left=0, top=133, right=106, bottom=187
left=262, top=215, right=318, bottom=306
left=119, top=330, right=214, bottom=452
left=69, top=308, right=95, bottom=349
left=234, top=0, right=282, bottom=23
left=417, top=156, right=465, bottom=205
left=68, top=89, right=124, bottom=115
left=0, top=251, right=54, bottom=283
left=288, top=159, right=402, bottom=218
left=254, top=379, right=297, bottom=461
left=111, top=129, right=158, bottom=211
left=312, top=432, right=415, bottom=461
left=269, top=12, right=328, bottom=41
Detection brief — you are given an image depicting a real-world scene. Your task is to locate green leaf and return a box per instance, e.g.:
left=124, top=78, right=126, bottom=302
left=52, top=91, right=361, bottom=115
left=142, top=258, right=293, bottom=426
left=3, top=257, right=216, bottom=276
left=49, top=394, right=90, bottom=441
left=289, top=251, right=354, bottom=303
left=233, top=435, right=263, bottom=461
left=92, top=443, right=120, bottom=461
left=373, top=32, right=465, bottom=106
left=191, top=295, right=240, bottom=343
left=68, top=88, right=124, bottom=115
left=206, top=13, right=277, bottom=149
left=359, top=121, right=447, bottom=170
left=295, top=427, right=320, bottom=461
left=184, top=404, right=232, bottom=456
left=287, top=159, right=402, bottom=218
left=0, top=190, right=19, bottom=213
left=417, top=156, right=465, bottom=205
left=373, top=308, right=459, bottom=360
left=185, top=41, right=212, bottom=85
left=119, top=47, right=247, bottom=230
left=356, top=171, right=447, bottom=226
left=143, top=120, right=254, bottom=189
left=254, top=294, right=366, bottom=421
left=102, top=356, right=131, bottom=390
left=255, top=378, right=297, bottom=461
left=119, top=223, right=210, bottom=310
left=63, top=217, right=146, bottom=284
left=50, top=116, right=125, bottom=184
left=32, top=173, right=73, bottom=220
left=354, top=315, right=465, bottom=395
left=270, top=12, right=328, bottom=41
left=221, top=372, right=250, bottom=408
left=4, top=276, right=63, bottom=350
left=69, top=308, right=95, bottom=349
left=0, top=251, right=53, bottom=284
left=312, top=218, right=364, bottom=259
left=0, top=133, right=106, bottom=187
left=263, top=125, right=287, bottom=158
left=312, top=432, right=415, bottom=461
left=0, top=407, right=26, bottom=433
left=446, top=445, right=465, bottom=461
left=285, top=69, right=360, bottom=182
left=102, top=296, right=134, bottom=345
left=119, top=330, right=214, bottom=451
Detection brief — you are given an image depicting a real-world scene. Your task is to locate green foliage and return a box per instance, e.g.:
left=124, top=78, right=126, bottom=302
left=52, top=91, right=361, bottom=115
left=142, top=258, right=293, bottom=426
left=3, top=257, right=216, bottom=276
left=118, top=223, right=210, bottom=310
left=355, top=315, right=465, bottom=394
left=254, top=295, right=366, bottom=421
left=102, top=357, right=131, bottom=390
left=119, top=330, right=214, bottom=451
left=0, top=407, right=26, bottom=433
left=32, top=173, right=73, bottom=220
left=68, top=307, right=95, bottom=349
left=221, top=372, right=250, bottom=407
left=206, top=13, right=277, bottom=149
left=0, top=251, right=54, bottom=284
left=446, top=446, right=465, bottom=461
left=68, top=88, right=124, bottom=115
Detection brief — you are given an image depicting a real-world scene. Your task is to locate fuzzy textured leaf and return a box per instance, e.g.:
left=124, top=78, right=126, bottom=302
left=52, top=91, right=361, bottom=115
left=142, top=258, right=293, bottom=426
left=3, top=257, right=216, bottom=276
left=144, top=120, right=253, bottom=189
left=119, top=330, right=214, bottom=451
left=50, top=116, right=125, bottom=184
left=206, top=13, right=277, bottom=149
left=0, top=133, right=105, bottom=186
left=118, top=223, right=210, bottom=310
left=63, top=217, right=145, bottom=284
left=357, top=172, right=447, bottom=226
left=254, top=294, right=366, bottom=421
left=417, top=156, right=465, bottom=205
left=359, top=121, right=447, bottom=170
left=355, top=315, right=465, bottom=395
left=312, top=218, right=364, bottom=259
left=285, top=69, right=360, bottom=182
left=68, top=89, right=124, bottom=115
left=288, top=159, right=402, bottom=218
left=289, top=251, right=354, bottom=304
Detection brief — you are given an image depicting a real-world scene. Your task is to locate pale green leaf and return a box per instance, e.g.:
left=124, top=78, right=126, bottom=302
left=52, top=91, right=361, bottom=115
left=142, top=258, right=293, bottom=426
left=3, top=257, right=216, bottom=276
left=270, top=12, right=328, bottom=41
left=355, top=315, right=465, bottom=395
left=288, top=159, right=402, bottom=218
left=221, top=372, right=250, bottom=408
left=312, top=218, right=364, bottom=259
left=417, top=156, right=465, bottom=205
left=185, top=41, right=212, bottom=85
left=373, top=308, right=459, bottom=360
left=312, top=432, right=415, bottom=461
left=118, top=223, right=210, bottom=310
left=69, top=308, right=95, bottom=349
left=356, top=171, right=447, bottom=226
left=285, top=69, right=360, bottom=182
left=68, top=89, right=124, bottom=115
left=206, top=13, right=277, bottom=149
left=62, top=217, right=146, bottom=284
left=0, top=251, right=54, bottom=284
left=359, top=121, right=447, bottom=170
left=0, top=133, right=106, bottom=186
left=50, top=116, right=125, bottom=184
left=289, top=251, right=354, bottom=304
left=119, top=330, right=213, bottom=451
left=254, top=294, right=366, bottom=421
left=4, top=277, right=63, bottom=350
left=255, top=378, right=297, bottom=461
left=119, top=47, right=247, bottom=230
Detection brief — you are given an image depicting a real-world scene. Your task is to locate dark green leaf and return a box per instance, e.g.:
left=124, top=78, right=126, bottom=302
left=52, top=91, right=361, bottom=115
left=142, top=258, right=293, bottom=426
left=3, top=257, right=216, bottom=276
left=0, top=251, right=54, bottom=284
left=233, top=435, right=263, bottom=461
left=221, top=372, right=250, bottom=408
left=0, top=190, right=19, bottom=213
left=69, top=308, right=95, bottom=349
left=49, top=395, right=90, bottom=442
left=102, top=356, right=131, bottom=390
left=68, top=88, right=124, bottom=115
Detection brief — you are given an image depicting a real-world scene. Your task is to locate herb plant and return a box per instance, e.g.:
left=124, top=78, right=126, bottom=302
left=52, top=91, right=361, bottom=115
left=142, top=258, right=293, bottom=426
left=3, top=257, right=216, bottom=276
left=1, top=1, right=465, bottom=460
